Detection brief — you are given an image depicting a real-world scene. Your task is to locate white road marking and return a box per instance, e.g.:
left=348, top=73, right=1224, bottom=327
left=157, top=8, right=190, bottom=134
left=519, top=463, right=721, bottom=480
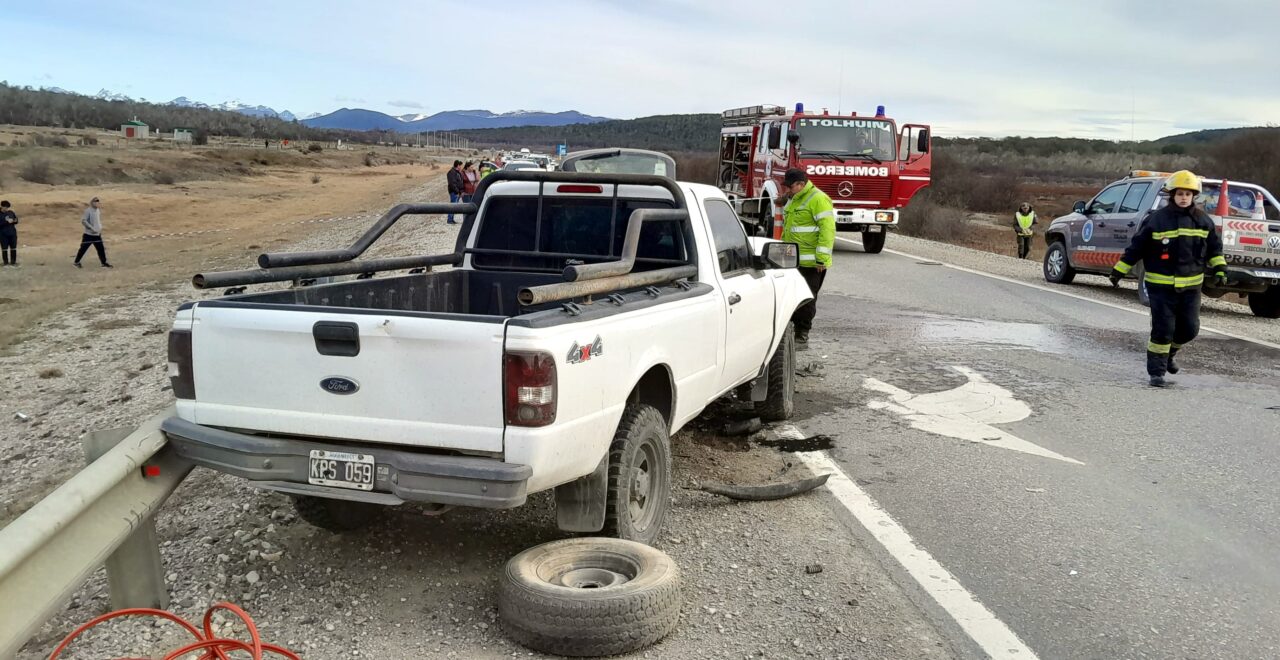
left=777, top=424, right=1039, bottom=660
left=863, top=366, right=1083, bottom=465
left=834, top=236, right=1280, bottom=352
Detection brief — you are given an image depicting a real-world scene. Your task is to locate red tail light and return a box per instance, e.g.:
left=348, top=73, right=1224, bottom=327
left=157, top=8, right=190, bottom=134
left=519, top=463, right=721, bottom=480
left=556, top=184, right=603, bottom=194
left=167, top=329, right=195, bottom=400
left=504, top=351, right=557, bottom=427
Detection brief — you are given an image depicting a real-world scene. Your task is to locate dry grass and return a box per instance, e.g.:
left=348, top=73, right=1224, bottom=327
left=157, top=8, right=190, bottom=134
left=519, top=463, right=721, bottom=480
left=899, top=200, right=976, bottom=242
left=37, top=367, right=64, bottom=379
left=88, top=318, right=141, bottom=331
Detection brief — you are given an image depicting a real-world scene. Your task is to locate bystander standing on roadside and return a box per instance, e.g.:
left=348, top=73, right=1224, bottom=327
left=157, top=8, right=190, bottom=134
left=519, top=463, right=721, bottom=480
left=462, top=161, right=479, bottom=203
left=74, top=196, right=112, bottom=268
left=0, top=201, right=18, bottom=266
left=779, top=168, right=835, bottom=346
left=1014, top=202, right=1037, bottom=259
left=446, top=160, right=465, bottom=224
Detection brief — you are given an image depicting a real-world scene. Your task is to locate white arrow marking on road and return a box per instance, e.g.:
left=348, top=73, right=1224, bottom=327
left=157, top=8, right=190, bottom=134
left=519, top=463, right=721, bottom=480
left=864, top=365, right=1083, bottom=465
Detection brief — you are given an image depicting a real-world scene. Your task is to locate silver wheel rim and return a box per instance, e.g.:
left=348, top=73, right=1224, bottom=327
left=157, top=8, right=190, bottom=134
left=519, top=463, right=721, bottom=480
left=628, top=442, right=660, bottom=531
left=1047, top=249, right=1064, bottom=278
left=558, top=567, right=629, bottom=589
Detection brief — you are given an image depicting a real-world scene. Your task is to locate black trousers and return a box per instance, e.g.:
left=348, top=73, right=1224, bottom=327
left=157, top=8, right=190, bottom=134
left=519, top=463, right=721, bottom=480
left=75, top=233, right=107, bottom=265
left=1016, top=234, right=1033, bottom=259
left=1146, top=286, right=1201, bottom=376
left=0, top=231, right=15, bottom=264
left=794, top=267, right=827, bottom=334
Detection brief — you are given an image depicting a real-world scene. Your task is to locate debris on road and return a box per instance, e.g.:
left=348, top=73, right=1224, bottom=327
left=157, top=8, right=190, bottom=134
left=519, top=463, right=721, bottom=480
left=806, top=564, right=824, bottom=574
left=1025, top=487, right=1046, bottom=493
left=700, top=473, right=831, bottom=501
left=758, top=434, right=836, bottom=452
left=723, top=417, right=763, bottom=436
left=796, top=362, right=825, bottom=377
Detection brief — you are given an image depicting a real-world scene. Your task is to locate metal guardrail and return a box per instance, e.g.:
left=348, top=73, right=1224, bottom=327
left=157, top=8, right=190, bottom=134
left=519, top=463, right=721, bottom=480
left=0, top=408, right=191, bottom=658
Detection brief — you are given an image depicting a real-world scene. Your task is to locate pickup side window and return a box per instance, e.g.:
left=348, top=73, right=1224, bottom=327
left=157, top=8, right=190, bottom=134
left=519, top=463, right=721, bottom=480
left=472, top=197, right=686, bottom=272
left=1118, top=182, right=1151, bottom=214
left=704, top=200, right=752, bottom=274
left=1088, top=184, right=1127, bottom=214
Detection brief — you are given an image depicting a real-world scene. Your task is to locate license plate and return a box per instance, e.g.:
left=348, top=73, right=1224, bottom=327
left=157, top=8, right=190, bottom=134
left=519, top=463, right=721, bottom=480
left=866, top=226, right=882, bottom=233
left=308, top=450, right=375, bottom=491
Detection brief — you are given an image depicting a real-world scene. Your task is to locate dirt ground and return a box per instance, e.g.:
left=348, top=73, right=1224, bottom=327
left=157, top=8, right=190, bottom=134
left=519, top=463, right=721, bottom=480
left=0, top=125, right=470, bottom=349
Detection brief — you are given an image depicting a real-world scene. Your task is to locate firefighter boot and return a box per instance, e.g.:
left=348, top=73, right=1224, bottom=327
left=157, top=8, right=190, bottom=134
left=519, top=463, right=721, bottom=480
left=1146, top=351, right=1169, bottom=387
left=1166, top=346, right=1181, bottom=374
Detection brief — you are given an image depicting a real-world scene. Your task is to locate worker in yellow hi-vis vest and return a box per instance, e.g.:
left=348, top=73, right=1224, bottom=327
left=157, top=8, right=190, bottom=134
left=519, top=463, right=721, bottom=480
left=780, top=168, right=836, bottom=346
left=1014, top=202, right=1036, bottom=259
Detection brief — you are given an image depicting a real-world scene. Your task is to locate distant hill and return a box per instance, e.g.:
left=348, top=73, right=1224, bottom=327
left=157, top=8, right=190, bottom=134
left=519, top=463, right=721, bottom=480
left=456, top=113, right=722, bottom=152
left=302, top=108, right=612, bottom=132
left=1153, top=126, right=1279, bottom=145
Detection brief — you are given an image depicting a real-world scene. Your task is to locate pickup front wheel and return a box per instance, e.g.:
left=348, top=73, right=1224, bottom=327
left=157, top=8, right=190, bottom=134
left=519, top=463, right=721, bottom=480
left=1043, top=241, right=1075, bottom=284
left=604, top=404, right=672, bottom=546
left=755, top=323, right=795, bottom=421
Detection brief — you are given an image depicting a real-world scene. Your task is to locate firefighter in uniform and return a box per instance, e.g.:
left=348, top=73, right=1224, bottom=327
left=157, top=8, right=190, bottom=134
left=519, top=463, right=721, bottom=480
left=1110, top=170, right=1227, bottom=387
left=780, top=168, right=836, bottom=345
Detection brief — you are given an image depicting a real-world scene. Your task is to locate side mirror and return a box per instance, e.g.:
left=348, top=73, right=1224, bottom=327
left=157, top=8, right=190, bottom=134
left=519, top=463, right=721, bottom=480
left=767, top=125, right=782, bottom=150
left=916, top=129, right=930, bottom=154
left=761, top=241, right=799, bottom=269
left=787, top=130, right=800, bottom=143
left=1072, top=201, right=1087, bottom=215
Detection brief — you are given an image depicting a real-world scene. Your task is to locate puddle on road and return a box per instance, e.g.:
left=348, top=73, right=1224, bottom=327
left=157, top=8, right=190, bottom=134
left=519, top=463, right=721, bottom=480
left=759, top=434, right=836, bottom=452
left=914, top=316, right=1071, bottom=354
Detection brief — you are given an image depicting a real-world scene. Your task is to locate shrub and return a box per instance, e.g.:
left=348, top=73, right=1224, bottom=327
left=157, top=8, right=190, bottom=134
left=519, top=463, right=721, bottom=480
left=311, top=174, right=321, bottom=184
left=38, top=368, right=64, bottom=379
left=671, top=151, right=717, bottom=185
left=153, top=170, right=177, bottom=185
left=32, top=134, right=70, bottom=148
left=307, top=143, right=323, bottom=153
left=77, top=136, right=99, bottom=146
left=106, top=157, right=115, bottom=164
left=898, top=200, right=974, bottom=242
left=1209, top=130, right=1280, bottom=198
left=364, top=152, right=376, bottom=167
left=19, top=157, right=53, bottom=184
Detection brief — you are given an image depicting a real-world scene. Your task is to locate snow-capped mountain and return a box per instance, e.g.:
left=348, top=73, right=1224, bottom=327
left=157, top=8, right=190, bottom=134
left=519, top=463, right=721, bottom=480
left=306, top=108, right=612, bottom=132
left=95, top=88, right=134, bottom=102
left=168, top=96, right=296, bottom=122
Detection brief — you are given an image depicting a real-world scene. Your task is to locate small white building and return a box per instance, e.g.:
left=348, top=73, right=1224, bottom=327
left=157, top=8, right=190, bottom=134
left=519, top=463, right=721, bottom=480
left=121, top=119, right=149, bottom=139
left=173, top=127, right=194, bottom=142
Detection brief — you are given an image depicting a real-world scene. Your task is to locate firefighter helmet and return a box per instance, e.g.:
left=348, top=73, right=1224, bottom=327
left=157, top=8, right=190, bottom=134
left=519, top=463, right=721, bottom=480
left=1164, top=170, right=1202, bottom=193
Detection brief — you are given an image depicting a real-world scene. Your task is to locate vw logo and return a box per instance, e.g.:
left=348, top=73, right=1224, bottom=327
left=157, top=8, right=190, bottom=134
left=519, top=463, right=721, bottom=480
left=837, top=181, right=854, bottom=198
left=1269, top=235, right=1280, bottom=249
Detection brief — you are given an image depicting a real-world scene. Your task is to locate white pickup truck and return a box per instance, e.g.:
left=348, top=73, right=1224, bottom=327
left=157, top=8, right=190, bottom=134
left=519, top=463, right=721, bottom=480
left=161, top=151, right=810, bottom=545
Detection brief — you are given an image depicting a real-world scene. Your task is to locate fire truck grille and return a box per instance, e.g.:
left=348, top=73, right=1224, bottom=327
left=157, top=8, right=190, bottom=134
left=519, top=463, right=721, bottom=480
left=810, top=176, right=892, bottom=202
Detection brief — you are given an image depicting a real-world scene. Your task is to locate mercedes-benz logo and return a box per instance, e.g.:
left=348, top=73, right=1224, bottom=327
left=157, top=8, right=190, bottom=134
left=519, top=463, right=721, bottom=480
left=837, top=181, right=854, bottom=197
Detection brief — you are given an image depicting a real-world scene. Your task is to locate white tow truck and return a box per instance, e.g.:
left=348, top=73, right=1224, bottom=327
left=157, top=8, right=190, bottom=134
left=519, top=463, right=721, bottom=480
left=162, top=149, right=811, bottom=544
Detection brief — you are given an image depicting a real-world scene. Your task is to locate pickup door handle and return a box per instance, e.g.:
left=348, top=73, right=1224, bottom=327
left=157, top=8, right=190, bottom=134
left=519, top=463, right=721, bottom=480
left=1127, top=222, right=1136, bottom=228
left=727, top=293, right=742, bottom=305
left=313, top=321, right=360, bottom=357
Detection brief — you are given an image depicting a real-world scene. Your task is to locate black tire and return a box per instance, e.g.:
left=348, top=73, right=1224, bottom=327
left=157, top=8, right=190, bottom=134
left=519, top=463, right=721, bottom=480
left=861, top=229, right=887, bottom=254
left=1043, top=241, right=1075, bottom=284
left=755, top=323, right=795, bottom=421
left=1134, top=262, right=1150, bottom=307
left=292, top=496, right=380, bottom=532
left=498, top=537, right=681, bottom=657
left=1249, top=285, right=1280, bottom=318
left=603, top=405, right=671, bottom=546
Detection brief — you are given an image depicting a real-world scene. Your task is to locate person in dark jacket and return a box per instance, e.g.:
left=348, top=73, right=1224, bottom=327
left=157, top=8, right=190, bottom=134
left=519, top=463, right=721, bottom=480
left=0, top=201, right=17, bottom=266
left=446, top=160, right=465, bottom=224
left=1110, top=170, right=1226, bottom=387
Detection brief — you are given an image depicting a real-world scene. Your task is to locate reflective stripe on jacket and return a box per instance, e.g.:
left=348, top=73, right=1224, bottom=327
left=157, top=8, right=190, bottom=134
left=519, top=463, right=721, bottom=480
left=1015, top=211, right=1035, bottom=234
left=1113, top=204, right=1225, bottom=289
left=781, top=181, right=837, bottom=267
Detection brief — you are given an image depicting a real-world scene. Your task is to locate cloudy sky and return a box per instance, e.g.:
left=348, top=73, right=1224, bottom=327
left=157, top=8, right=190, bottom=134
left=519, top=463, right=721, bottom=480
left=5, top=0, right=1277, bottom=139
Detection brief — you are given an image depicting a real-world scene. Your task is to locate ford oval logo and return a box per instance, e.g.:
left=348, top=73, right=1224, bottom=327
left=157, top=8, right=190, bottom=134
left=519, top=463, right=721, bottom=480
left=320, top=377, right=359, bottom=395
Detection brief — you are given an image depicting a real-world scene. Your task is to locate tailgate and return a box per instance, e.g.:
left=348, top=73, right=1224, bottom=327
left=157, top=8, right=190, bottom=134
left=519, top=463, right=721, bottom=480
left=1222, top=217, right=1280, bottom=277
left=188, top=303, right=505, bottom=452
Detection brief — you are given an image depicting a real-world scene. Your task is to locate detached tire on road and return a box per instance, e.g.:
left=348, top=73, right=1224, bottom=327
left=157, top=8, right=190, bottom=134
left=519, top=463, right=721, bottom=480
left=499, top=537, right=682, bottom=657
left=861, top=229, right=886, bottom=254
left=603, top=404, right=672, bottom=546
left=1043, top=241, right=1075, bottom=284
left=755, top=323, right=795, bottom=421
left=1249, top=285, right=1280, bottom=318
left=292, top=495, right=380, bottom=532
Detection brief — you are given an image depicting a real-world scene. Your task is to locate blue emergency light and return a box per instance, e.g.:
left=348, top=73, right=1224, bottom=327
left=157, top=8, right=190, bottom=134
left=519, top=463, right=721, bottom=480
left=796, top=102, right=805, bottom=114
left=876, top=105, right=885, bottom=117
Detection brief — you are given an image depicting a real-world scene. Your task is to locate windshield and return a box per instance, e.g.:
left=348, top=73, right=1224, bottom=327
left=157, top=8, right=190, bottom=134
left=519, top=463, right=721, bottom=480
left=795, top=118, right=896, bottom=161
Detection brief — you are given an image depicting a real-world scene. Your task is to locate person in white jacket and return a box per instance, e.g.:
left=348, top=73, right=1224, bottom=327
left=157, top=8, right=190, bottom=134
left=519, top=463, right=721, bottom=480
left=74, top=197, right=112, bottom=268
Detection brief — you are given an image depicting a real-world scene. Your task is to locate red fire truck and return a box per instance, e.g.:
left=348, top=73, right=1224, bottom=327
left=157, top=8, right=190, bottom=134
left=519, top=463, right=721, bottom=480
left=718, top=103, right=932, bottom=253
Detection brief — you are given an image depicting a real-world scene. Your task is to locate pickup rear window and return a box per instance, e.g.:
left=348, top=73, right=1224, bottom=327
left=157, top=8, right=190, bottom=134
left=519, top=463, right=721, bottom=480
left=472, top=197, right=688, bottom=272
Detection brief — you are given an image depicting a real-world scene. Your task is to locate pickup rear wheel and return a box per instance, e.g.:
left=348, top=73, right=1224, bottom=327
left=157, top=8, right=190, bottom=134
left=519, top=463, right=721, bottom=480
left=861, top=229, right=887, bottom=254
left=755, top=323, right=795, bottom=421
left=1249, top=285, right=1280, bottom=318
left=603, top=404, right=671, bottom=546
left=292, top=496, right=380, bottom=532
left=1044, top=241, right=1075, bottom=284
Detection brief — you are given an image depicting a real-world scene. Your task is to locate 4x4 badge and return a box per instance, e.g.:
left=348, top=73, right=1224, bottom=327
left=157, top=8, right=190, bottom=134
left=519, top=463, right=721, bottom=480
left=567, top=336, right=604, bottom=364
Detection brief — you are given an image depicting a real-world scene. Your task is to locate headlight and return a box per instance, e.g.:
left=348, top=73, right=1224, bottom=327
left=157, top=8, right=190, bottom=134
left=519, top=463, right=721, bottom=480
left=875, top=211, right=894, bottom=223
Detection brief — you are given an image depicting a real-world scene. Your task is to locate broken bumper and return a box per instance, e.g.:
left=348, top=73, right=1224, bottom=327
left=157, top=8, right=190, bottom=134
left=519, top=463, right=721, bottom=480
left=161, top=416, right=530, bottom=508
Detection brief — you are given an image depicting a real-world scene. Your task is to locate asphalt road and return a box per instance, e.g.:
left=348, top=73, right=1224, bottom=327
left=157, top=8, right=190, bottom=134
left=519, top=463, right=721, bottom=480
left=790, top=238, right=1280, bottom=659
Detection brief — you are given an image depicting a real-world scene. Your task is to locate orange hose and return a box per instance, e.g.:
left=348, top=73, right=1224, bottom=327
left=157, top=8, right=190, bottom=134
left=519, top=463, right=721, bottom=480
left=48, top=601, right=300, bottom=660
